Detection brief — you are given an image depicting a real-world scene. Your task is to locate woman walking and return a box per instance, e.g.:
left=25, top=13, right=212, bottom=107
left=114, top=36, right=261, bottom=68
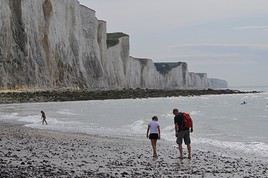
left=146, top=116, right=161, bottom=158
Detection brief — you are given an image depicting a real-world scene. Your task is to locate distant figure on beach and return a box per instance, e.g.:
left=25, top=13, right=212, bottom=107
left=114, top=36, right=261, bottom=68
left=146, top=116, right=161, bottom=158
left=241, top=101, right=247, bottom=105
left=41, top=111, right=47, bottom=125
left=173, top=108, right=193, bottom=159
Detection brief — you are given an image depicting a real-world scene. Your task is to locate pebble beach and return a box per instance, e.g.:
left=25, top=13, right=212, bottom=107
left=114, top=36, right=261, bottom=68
left=0, top=121, right=267, bottom=178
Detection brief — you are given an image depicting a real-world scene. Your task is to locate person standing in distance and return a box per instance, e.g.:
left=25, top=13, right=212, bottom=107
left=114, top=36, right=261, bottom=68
left=173, top=108, right=193, bottom=159
left=146, top=116, right=161, bottom=158
left=41, top=110, right=48, bottom=125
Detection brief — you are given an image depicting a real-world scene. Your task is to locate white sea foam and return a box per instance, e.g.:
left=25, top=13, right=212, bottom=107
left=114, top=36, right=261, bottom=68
left=159, top=123, right=268, bottom=158
left=190, top=111, right=201, bottom=116
left=24, top=116, right=86, bottom=134
left=18, top=115, right=42, bottom=124
left=124, top=120, right=147, bottom=135
left=0, top=112, right=19, bottom=120
left=0, top=112, right=82, bottom=133
left=56, top=109, right=77, bottom=116
left=161, top=125, right=175, bottom=141
left=193, top=137, right=268, bottom=158
left=160, top=113, right=173, bottom=118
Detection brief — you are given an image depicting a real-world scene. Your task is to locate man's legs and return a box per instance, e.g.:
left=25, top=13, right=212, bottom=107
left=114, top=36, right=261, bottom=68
left=42, top=119, right=47, bottom=125
left=178, top=144, right=183, bottom=159
left=176, top=132, right=183, bottom=158
left=187, top=144, right=191, bottom=159
left=184, top=130, right=191, bottom=159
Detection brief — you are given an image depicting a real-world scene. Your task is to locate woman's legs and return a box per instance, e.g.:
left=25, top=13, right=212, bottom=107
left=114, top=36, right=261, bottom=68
left=151, top=139, right=157, bottom=157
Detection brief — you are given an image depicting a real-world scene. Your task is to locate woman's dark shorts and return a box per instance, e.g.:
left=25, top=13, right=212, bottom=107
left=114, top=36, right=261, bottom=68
left=149, top=133, right=159, bottom=140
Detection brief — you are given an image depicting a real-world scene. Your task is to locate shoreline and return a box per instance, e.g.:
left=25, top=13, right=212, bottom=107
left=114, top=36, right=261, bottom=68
left=0, top=88, right=260, bottom=104
left=0, top=121, right=267, bottom=177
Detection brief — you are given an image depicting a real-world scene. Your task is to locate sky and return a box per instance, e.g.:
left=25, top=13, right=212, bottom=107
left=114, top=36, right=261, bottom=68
left=79, top=0, right=268, bottom=87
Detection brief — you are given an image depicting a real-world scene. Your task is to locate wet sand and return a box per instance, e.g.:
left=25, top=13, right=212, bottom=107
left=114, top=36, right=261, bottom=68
left=0, top=122, right=267, bottom=178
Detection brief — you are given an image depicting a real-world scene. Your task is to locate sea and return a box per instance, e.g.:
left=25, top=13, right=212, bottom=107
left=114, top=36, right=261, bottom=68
left=1, top=86, right=268, bottom=160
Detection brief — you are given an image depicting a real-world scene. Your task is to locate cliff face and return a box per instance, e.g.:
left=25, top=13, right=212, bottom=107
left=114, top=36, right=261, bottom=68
left=106, top=33, right=129, bottom=88
left=127, top=58, right=164, bottom=89
left=208, top=78, right=228, bottom=89
left=155, top=63, right=187, bottom=89
left=0, top=0, right=107, bottom=90
left=0, top=0, right=227, bottom=90
left=188, top=73, right=209, bottom=89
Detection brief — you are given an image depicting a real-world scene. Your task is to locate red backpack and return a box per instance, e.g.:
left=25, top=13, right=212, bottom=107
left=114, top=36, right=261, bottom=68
left=183, top=112, right=193, bottom=129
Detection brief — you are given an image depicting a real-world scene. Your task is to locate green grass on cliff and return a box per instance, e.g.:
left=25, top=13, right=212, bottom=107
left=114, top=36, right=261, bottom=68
left=107, top=32, right=129, bottom=48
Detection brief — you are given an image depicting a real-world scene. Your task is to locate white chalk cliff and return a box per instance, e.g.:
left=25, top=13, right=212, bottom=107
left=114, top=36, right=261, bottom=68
left=208, top=78, right=228, bottom=89
left=0, top=0, right=228, bottom=90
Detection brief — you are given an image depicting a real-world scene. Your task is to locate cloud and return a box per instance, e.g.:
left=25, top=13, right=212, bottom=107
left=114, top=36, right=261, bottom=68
left=159, top=54, right=240, bottom=61
left=80, top=0, right=268, bottom=31
left=233, top=26, right=268, bottom=30
left=168, top=43, right=268, bottom=49
left=168, top=44, right=268, bottom=57
left=157, top=54, right=258, bottom=64
left=165, top=43, right=268, bottom=65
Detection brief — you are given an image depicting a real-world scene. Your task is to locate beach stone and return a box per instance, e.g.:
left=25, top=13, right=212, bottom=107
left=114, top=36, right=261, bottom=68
left=121, top=171, right=128, bottom=176
left=1, top=122, right=268, bottom=177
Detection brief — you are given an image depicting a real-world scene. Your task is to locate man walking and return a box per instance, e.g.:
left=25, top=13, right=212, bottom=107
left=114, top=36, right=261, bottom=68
left=173, top=108, right=193, bottom=159
left=41, top=110, right=48, bottom=125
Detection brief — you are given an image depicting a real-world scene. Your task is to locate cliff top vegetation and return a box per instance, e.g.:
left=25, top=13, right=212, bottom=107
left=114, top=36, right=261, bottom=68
left=107, top=32, right=129, bottom=48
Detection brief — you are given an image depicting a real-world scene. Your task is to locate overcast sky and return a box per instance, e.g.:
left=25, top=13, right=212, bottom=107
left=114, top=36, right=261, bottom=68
left=80, top=0, right=268, bottom=87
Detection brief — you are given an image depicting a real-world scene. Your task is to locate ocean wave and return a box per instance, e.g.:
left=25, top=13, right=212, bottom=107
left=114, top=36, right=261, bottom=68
left=160, top=113, right=173, bottom=119
left=193, top=137, right=268, bottom=158
left=0, top=112, right=19, bottom=120
left=56, top=109, right=77, bottom=116
left=18, top=114, right=42, bottom=124
left=160, top=111, right=201, bottom=119
left=190, top=111, right=201, bottom=116
left=161, top=125, right=175, bottom=141
left=124, top=120, right=147, bottom=134
left=23, top=116, right=86, bottom=133
left=159, top=124, right=268, bottom=158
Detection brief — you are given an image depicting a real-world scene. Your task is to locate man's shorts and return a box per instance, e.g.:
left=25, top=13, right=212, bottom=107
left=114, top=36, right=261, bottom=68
left=176, top=130, right=191, bottom=145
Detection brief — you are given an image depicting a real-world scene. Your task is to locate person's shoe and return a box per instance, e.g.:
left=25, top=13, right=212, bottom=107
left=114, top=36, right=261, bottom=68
left=188, top=155, right=192, bottom=159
